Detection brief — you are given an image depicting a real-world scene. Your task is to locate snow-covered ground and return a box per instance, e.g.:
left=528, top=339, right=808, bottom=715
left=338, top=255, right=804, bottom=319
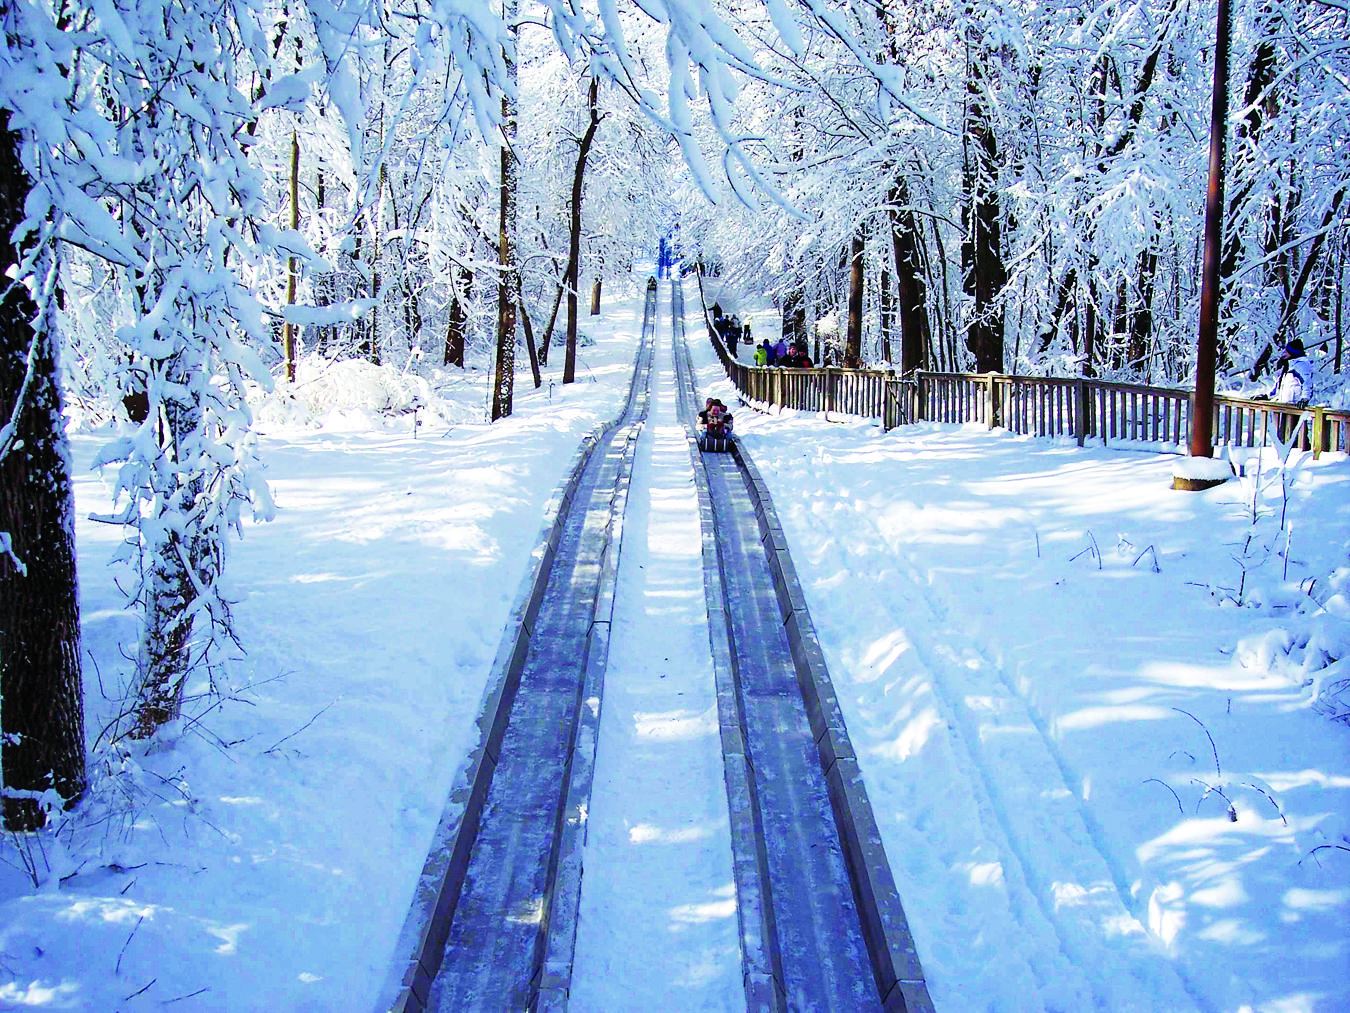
left=4, top=271, right=1348, bottom=1011
left=690, top=287, right=1350, bottom=1011
left=0, top=289, right=646, bottom=1010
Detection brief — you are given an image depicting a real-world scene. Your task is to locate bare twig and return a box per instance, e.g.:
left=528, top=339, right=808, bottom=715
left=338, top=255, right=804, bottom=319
left=124, top=977, right=157, bottom=1001
left=1132, top=545, right=1161, bottom=572
left=161, top=986, right=210, bottom=1004
left=1173, top=707, right=1222, bottom=778
left=263, top=699, right=339, bottom=755
left=1143, top=778, right=1184, bottom=813
left=1069, top=531, right=1101, bottom=569
left=116, top=915, right=145, bottom=975
left=1300, top=844, right=1350, bottom=867
left=1242, top=783, right=1289, bottom=825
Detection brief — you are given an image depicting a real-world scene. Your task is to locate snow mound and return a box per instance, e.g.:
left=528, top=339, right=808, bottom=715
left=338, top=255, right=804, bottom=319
left=255, top=357, right=436, bottom=429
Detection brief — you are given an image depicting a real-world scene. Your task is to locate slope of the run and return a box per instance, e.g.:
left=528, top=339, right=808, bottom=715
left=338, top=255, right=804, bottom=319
left=0, top=286, right=647, bottom=1011
left=688, top=292, right=1350, bottom=1012
left=568, top=286, right=742, bottom=1010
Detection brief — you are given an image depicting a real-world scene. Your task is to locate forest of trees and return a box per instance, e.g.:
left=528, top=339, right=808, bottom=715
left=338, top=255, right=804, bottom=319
left=2, top=1, right=1347, bottom=828
left=685, top=2, right=1348, bottom=387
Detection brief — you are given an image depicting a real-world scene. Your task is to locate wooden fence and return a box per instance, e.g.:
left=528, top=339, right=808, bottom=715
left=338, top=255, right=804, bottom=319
left=704, top=310, right=1350, bottom=460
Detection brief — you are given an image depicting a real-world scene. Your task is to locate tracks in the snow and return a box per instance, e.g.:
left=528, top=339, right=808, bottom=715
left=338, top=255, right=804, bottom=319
left=382, top=279, right=931, bottom=1012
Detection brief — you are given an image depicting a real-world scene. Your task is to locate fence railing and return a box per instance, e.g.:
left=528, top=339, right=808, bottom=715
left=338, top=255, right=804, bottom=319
left=700, top=299, right=1350, bottom=460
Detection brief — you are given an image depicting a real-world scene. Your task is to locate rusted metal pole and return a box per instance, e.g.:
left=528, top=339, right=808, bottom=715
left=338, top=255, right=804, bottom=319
left=1190, top=0, right=1231, bottom=458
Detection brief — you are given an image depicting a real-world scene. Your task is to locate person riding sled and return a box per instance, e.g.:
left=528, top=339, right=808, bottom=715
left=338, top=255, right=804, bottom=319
left=697, top=397, right=734, bottom=451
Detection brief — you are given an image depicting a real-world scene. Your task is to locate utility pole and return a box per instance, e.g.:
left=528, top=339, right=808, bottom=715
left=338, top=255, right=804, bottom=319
left=1190, top=0, right=1232, bottom=459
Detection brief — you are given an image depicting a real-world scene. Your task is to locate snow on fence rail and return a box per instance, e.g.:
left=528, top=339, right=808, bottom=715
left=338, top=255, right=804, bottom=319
left=698, top=292, right=1350, bottom=460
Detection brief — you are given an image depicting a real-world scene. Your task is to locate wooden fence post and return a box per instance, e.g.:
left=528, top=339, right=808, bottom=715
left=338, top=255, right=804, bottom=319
left=1311, top=406, right=1325, bottom=459
left=1074, top=378, right=1088, bottom=446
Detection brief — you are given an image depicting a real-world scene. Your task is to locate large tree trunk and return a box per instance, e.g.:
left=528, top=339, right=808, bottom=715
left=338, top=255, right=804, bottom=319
left=890, top=183, right=932, bottom=374
left=563, top=76, right=600, bottom=385
left=845, top=231, right=865, bottom=363
left=0, top=113, right=86, bottom=830
left=961, top=47, right=1006, bottom=373
left=131, top=346, right=209, bottom=738
left=490, top=2, right=519, bottom=422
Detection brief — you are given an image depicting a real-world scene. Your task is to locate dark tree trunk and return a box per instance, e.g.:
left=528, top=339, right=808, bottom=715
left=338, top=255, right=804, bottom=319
left=444, top=270, right=469, bottom=367
left=845, top=230, right=864, bottom=362
left=537, top=282, right=564, bottom=366
left=782, top=291, right=806, bottom=346
left=1219, top=17, right=1277, bottom=291
left=890, top=184, right=932, bottom=374
left=0, top=112, right=86, bottom=830
left=564, top=77, right=600, bottom=385
left=1126, top=250, right=1159, bottom=372
left=315, top=165, right=331, bottom=354
left=491, top=3, right=518, bottom=421
left=516, top=275, right=542, bottom=389
left=1191, top=0, right=1233, bottom=459
left=961, top=48, right=1006, bottom=372
left=878, top=255, right=893, bottom=364
left=282, top=126, right=300, bottom=382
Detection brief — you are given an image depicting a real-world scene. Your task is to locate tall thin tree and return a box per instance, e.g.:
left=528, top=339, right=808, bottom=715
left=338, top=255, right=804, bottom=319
left=491, top=0, right=519, bottom=421
left=564, top=75, right=601, bottom=385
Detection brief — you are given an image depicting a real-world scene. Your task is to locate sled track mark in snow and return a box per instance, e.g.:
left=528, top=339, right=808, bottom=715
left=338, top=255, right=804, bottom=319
left=380, top=289, right=656, bottom=1013
left=672, top=281, right=933, bottom=1013
left=845, top=500, right=1204, bottom=1010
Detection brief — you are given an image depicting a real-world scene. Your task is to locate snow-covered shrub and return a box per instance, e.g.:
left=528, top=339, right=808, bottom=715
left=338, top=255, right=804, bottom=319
left=1234, top=546, right=1350, bottom=723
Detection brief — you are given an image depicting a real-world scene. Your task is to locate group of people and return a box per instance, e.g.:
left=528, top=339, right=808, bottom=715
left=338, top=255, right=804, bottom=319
left=710, top=303, right=751, bottom=354
left=753, top=337, right=813, bottom=369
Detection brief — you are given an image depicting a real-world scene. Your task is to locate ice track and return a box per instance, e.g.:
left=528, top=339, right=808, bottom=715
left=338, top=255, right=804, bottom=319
left=382, top=281, right=932, bottom=1011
